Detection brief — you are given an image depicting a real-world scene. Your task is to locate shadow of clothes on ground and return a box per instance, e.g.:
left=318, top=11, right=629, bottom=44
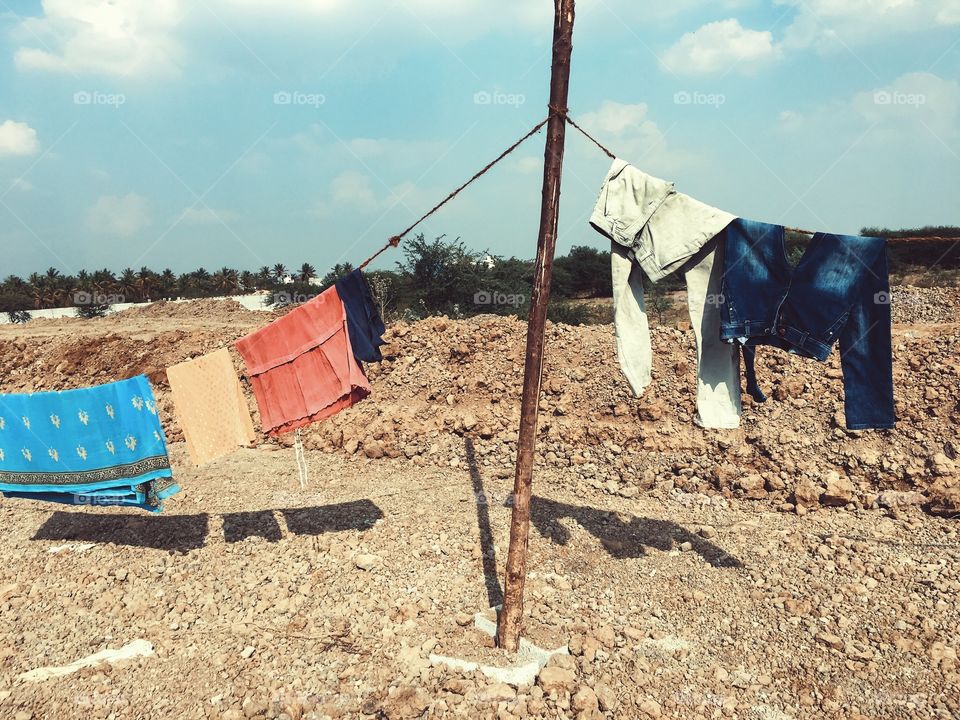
left=529, top=496, right=743, bottom=568
left=464, top=438, right=504, bottom=609
left=32, top=500, right=385, bottom=552
left=223, top=510, right=282, bottom=544
left=33, top=511, right=210, bottom=552
left=280, top=500, right=383, bottom=536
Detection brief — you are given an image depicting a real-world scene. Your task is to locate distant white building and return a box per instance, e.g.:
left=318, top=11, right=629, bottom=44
left=280, top=274, right=321, bottom=285
left=481, top=253, right=497, bottom=269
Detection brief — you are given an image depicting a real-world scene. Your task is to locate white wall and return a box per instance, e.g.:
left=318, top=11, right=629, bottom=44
left=0, top=295, right=273, bottom=324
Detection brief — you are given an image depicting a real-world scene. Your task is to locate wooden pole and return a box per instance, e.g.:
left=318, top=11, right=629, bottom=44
left=496, top=0, right=576, bottom=653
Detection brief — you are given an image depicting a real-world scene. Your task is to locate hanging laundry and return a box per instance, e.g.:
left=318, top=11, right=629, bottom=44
left=335, top=269, right=387, bottom=364
left=166, top=348, right=257, bottom=466
left=0, top=375, right=179, bottom=512
left=589, top=159, right=742, bottom=429
left=235, top=284, right=371, bottom=436
left=718, top=219, right=895, bottom=430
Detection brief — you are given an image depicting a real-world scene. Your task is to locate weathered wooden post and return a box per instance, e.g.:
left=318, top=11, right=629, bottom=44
left=496, top=0, right=576, bottom=652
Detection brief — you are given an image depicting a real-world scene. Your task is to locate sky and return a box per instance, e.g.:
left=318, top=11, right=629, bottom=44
left=0, top=0, right=958, bottom=279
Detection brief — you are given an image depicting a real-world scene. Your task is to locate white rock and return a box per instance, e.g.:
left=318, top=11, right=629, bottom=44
left=18, top=640, right=154, bottom=683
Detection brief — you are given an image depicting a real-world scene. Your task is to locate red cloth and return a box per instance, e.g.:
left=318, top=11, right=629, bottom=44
left=235, top=286, right=371, bottom=436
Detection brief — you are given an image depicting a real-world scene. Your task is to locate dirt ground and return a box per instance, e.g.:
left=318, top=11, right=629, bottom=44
left=0, top=290, right=958, bottom=720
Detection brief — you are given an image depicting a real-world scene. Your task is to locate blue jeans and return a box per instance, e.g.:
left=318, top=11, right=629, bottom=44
left=719, top=218, right=895, bottom=430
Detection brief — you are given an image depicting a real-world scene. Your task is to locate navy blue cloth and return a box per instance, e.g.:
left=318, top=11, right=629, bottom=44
left=335, top=269, right=386, bottom=364
left=719, top=218, right=894, bottom=430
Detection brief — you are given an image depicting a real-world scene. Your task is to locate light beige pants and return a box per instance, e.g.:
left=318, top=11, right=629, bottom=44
left=611, top=235, right=741, bottom=429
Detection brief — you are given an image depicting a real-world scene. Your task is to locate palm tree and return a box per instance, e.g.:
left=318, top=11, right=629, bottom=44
left=212, top=267, right=240, bottom=295
left=177, top=272, right=195, bottom=298
left=119, top=268, right=138, bottom=302
left=92, top=268, right=117, bottom=286
left=27, top=273, right=44, bottom=308
left=240, top=270, right=255, bottom=292
left=3, top=275, right=28, bottom=293
left=320, top=262, right=354, bottom=288
left=158, top=269, right=176, bottom=299
left=136, top=266, right=158, bottom=301
left=92, top=269, right=119, bottom=300
left=298, top=263, right=316, bottom=283
left=272, top=263, right=287, bottom=282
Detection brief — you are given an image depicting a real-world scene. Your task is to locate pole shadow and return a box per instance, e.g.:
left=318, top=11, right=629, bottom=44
left=464, top=438, right=505, bottom=608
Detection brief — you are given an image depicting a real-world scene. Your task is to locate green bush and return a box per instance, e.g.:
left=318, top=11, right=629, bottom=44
left=553, top=245, right=611, bottom=297
left=546, top=301, right=594, bottom=326
left=75, top=303, right=111, bottom=319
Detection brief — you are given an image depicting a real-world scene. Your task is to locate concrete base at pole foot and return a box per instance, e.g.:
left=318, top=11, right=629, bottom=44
left=428, top=605, right=568, bottom=687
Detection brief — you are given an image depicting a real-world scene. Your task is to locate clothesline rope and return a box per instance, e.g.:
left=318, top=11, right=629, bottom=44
left=785, top=226, right=957, bottom=241
left=358, top=107, right=952, bottom=270
left=358, top=116, right=552, bottom=270
left=558, top=107, right=617, bottom=160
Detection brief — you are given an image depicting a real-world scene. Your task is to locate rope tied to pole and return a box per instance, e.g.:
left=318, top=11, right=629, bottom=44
left=358, top=116, right=551, bottom=270
left=550, top=105, right=617, bottom=160
left=357, top=106, right=943, bottom=272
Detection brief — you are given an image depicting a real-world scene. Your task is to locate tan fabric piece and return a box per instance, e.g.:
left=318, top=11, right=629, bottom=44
left=167, top=349, right=256, bottom=466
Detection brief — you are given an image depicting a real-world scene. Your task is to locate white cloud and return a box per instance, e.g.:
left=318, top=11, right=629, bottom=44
left=575, top=101, right=691, bottom=173
left=214, top=0, right=551, bottom=36
left=939, top=0, right=960, bottom=24
left=777, top=110, right=805, bottom=132
left=179, top=206, right=241, bottom=224
left=662, top=19, right=780, bottom=75
left=776, top=72, right=959, bottom=152
left=331, top=171, right=382, bottom=213
left=777, top=0, right=960, bottom=50
left=852, top=72, right=960, bottom=135
left=15, top=0, right=184, bottom=76
left=515, top=156, right=542, bottom=174
left=311, top=170, right=430, bottom=219
left=86, top=193, right=150, bottom=237
left=312, top=171, right=400, bottom=216
left=0, top=120, right=39, bottom=156
left=579, top=101, right=665, bottom=144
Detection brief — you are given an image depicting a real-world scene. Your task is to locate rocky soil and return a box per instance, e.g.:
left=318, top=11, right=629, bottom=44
left=890, top=286, right=959, bottom=325
left=0, top=289, right=957, bottom=719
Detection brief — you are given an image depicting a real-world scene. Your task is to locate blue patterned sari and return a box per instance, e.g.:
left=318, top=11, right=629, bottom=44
left=0, top=375, right=179, bottom=512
